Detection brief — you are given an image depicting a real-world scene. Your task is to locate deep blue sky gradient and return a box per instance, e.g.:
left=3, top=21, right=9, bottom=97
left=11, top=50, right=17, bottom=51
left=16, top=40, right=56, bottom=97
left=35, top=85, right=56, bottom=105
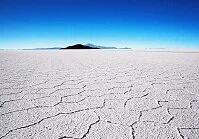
left=0, top=0, right=199, bottom=49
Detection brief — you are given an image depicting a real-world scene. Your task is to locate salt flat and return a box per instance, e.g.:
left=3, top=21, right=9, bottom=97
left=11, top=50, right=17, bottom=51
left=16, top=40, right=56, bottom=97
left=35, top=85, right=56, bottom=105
left=0, top=50, right=199, bottom=139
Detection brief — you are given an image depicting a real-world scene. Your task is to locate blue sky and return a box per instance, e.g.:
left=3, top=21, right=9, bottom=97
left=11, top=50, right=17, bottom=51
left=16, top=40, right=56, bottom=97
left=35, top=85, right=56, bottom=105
left=0, top=0, right=199, bottom=49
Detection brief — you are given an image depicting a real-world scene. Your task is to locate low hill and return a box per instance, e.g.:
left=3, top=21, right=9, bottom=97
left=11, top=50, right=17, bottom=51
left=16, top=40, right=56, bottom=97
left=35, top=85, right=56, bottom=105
left=61, top=44, right=99, bottom=49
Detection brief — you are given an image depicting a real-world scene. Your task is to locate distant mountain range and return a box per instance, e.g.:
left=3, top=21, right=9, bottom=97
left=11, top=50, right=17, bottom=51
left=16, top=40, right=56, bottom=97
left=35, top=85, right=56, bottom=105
left=23, top=47, right=61, bottom=50
left=86, top=43, right=117, bottom=49
left=23, top=43, right=131, bottom=50
left=61, top=43, right=118, bottom=49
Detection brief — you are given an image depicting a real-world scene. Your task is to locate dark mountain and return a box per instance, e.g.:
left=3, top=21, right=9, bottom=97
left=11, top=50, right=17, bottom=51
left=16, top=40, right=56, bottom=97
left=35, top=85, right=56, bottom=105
left=61, top=44, right=99, bottom=49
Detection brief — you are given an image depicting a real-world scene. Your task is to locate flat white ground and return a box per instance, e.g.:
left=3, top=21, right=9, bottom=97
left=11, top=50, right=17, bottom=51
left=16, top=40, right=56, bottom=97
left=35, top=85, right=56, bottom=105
left=0, top=50, right=199, bottom=139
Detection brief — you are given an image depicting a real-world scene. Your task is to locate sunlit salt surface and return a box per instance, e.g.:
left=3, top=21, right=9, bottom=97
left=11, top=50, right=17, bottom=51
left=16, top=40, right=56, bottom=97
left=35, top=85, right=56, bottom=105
left=0, top=50, right=199, bottom=139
